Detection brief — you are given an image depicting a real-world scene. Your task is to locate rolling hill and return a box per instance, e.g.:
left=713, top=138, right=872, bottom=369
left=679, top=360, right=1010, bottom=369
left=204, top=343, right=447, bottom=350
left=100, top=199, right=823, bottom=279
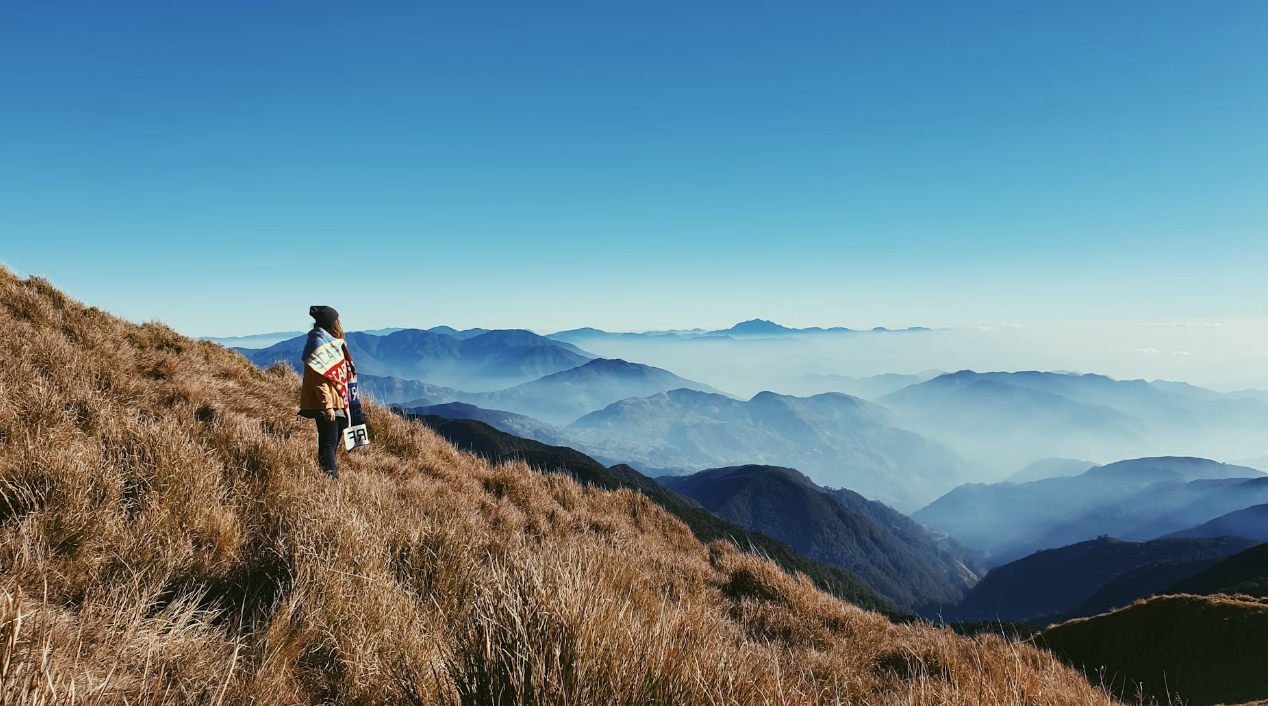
left=567, top=389, right=970, bottom=511
left=659, top=465, right=981, bottom=610
left=0, top=268, right=1123, bottom=704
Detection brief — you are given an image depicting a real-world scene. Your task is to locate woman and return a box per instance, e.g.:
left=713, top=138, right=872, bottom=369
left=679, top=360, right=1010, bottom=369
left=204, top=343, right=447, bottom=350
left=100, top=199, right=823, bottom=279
left=299, top=305, right=355, bottom=479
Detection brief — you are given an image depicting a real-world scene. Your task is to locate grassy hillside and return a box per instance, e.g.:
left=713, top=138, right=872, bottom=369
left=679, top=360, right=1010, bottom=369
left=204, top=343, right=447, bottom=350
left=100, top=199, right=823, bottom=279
left=0, top=268, right=1118, bottom=704
left=1041, top=594, right=1268, bottom=706
left=406, top=415, right=893, bottom=613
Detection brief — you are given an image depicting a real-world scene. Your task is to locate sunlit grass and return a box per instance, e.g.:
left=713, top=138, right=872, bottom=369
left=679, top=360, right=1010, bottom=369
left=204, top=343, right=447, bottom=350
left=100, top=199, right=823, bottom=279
left=0, top=267, right=1124, bottom=704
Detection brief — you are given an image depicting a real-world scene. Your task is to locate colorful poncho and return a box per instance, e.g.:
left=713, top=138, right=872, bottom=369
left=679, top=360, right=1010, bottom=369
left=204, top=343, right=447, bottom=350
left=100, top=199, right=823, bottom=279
left=302, top=326, right=350, bottom=407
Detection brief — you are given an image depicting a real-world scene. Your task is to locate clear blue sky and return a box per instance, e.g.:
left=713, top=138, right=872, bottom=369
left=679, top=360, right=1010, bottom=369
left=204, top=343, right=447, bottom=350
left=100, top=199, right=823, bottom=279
left=2, top=1, right=1265, bottom=335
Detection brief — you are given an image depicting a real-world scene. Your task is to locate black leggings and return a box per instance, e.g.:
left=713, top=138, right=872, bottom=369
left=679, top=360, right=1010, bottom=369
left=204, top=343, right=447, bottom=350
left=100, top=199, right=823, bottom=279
left=314, top=415, right=346, bottom=479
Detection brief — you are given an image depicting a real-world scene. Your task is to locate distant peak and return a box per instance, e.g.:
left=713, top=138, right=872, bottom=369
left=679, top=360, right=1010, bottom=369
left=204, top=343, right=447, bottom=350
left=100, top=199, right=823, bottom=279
left=723, top=319, right=793, bottom=334
left=583, top=357, right=639, bottom=369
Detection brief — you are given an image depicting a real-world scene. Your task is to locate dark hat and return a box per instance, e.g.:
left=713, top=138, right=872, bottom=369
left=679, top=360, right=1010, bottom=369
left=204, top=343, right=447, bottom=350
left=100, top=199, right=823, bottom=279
left=309, top=305, right=339, bottom=329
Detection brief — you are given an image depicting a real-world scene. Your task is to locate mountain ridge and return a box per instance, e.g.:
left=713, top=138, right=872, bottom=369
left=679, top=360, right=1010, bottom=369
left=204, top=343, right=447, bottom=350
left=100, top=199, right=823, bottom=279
left=659, top=465, right=982, bottom=610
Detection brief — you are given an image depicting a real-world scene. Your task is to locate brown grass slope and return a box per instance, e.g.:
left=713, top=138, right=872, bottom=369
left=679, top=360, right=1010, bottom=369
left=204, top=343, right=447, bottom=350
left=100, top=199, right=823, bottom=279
left=1041, top=594, right=1268, bottom=706
left=0, top=268, right=1119, bottom=705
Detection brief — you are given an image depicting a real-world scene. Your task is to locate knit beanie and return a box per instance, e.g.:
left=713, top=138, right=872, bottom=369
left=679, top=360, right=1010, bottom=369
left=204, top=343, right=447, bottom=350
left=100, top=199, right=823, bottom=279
left=309, top=305, right=339, bottom=329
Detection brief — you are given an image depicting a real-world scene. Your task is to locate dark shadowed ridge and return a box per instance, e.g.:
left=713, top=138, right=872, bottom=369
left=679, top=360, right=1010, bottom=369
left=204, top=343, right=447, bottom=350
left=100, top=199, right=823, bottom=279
left=660, top=465, right=983, bottom=610
left=939, top=535, right=1257, bottom=623
left=1167, top=542, right=1268, bottom=598
left=1041, top=594, right=1268, bottom=706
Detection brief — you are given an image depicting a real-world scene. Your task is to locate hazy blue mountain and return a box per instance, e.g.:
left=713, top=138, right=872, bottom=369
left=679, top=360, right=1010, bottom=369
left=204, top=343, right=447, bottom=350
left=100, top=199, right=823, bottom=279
left=204, top=330, right=305, bottom=348
left=879, top=370, right=1268, bottom=475
left=1167, top=504, right=1268, bottom=542
left=938, top=536, right=1257, bottom=623
left=458, top=358, right=723, bottom=425
left=400, top=402, right=567, bottom=446
left=711, top=319, right=842, bottom=336
left=357, top=374, right=466, bottom=406
left=566, top=389, right=968, bottom=511
left=426, top=326, right=490, bottom=339
left=1006, top=458, right=1099, bottom=483
left=705, top=319, right=930, bottom=337
left=771, top=372, right=939, bottom=400
left=880, top=371, right=1147, bottom=473
left=914, top=457, right=1266, bottom=564
left=660, top=465, right=982, bottom=609
left=237, top=328, right=594, bottom=391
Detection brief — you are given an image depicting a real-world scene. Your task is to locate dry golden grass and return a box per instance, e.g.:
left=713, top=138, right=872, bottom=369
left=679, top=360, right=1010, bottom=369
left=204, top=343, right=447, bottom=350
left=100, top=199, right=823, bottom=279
left=0, top=267, right=1124, bottom=705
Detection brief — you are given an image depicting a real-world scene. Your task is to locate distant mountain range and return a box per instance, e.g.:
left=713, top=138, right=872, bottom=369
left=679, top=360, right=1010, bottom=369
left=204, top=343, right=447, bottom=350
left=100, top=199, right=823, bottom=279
left=236, top=328, right=594, bottom=391
left=881, top=371, right=1268, bottom=475
left=202, top=330, right=306, bottom=348
left=659, top=465, right=982, bottom=610
left=364, top=359, right=722, bottom=425
left=225, top=324, right=1268, bottom=515
left=549, top=319, right=932, bottom=344
left=914, top=457, right=1267, bottom=564
left=566, top=389, right=969, bottom=511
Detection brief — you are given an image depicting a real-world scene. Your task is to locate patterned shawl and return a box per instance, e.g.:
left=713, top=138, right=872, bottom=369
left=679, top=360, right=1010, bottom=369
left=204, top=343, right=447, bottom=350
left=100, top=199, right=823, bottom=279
left=302, top=326, right=350, bottom=406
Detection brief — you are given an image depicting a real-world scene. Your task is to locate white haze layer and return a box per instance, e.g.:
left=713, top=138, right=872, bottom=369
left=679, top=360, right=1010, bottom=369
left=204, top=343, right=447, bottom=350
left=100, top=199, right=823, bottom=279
left=560, top=321, right=1268, bottom=399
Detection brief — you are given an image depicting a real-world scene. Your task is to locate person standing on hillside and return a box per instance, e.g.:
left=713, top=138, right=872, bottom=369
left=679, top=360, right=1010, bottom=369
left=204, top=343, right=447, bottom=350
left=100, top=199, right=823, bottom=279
left=299, top=305, right=355, bottom=479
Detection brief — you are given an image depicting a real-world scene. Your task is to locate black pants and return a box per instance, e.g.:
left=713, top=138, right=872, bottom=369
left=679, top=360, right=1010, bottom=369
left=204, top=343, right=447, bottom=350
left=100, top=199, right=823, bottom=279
left=314, top=415, right=346, bottom=479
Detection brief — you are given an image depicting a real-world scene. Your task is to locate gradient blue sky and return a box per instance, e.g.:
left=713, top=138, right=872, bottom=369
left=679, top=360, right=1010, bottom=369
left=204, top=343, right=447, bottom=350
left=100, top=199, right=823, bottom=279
left=2, top=1, right=1265, bottom=336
